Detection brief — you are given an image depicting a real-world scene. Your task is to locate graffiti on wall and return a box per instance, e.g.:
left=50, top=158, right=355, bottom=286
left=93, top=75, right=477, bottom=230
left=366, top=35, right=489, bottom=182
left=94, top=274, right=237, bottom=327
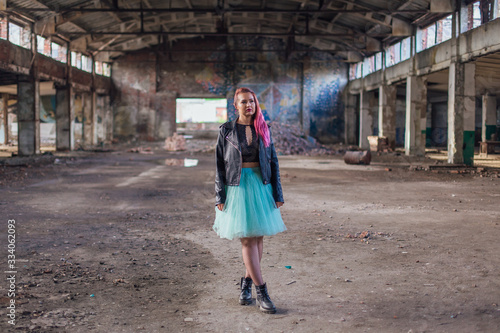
left=117, top=37, right=349, bottom=142
left=304, top=58, right=347, bottom=140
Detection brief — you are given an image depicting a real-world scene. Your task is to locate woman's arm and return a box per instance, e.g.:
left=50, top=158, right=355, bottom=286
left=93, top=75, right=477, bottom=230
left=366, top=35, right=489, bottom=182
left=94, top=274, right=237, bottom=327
left=269, top=129, right=284, bottom=204
left=215, top=128, right=227, bottom=206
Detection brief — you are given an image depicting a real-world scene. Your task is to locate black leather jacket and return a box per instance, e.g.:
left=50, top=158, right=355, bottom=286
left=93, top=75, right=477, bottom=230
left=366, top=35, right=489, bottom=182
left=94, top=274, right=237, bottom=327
left=215, top=118, right=284, bottom=205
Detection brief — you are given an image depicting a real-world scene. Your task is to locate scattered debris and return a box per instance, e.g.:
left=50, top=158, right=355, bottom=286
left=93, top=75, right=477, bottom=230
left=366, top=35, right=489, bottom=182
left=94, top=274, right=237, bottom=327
left=127, top=147, right=153, bottom=154
left=409, top=164, right=500, bottom=177
left=164, top=133, right=186, bottom=151
left=286, top=281, right=296, bottom=285
left=285, top=265, right=292, bottom=269
left=164, top=158, right=199, bottom=167
left=368, top=136, right=391, bottom=152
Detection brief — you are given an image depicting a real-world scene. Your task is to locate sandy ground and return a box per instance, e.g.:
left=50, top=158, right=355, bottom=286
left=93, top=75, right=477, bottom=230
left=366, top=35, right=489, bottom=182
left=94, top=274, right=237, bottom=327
left=0, top=143, right=499, bottom=333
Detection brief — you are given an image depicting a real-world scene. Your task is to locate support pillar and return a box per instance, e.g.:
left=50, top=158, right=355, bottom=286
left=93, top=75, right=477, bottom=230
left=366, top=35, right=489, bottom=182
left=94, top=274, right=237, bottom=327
left=17, top=79, right=40, bottom=156
left=405, top=76, right=427, bottom=156
left=378, top=84, right=397, bottom=149
left=2, top=94, right=8, bottom=144
left=155, top=92, right=177, bottom=139
left=448, top=62, right=475, bottom=165
left=359, top=90, right=374, bottom=150
left=82, top=92, right=93, bottom=148
left=344, top=92, right=357, bottom=145
left=56, top=85, right=73, bottom=151
left=482, top=94, right=497, bottom=141
left=104, top=95, right=113, bottom=143
left=91, top=90, right=98, bottom=145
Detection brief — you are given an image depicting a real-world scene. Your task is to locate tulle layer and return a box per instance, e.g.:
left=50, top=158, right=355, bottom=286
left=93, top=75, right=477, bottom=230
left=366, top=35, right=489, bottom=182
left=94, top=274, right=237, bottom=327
left=213, top=167, right=286, bottom=240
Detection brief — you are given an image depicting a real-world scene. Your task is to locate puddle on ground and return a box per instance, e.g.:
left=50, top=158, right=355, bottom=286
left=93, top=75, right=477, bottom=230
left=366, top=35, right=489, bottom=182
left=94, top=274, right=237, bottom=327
left=163, top=158, right=199, bottom=167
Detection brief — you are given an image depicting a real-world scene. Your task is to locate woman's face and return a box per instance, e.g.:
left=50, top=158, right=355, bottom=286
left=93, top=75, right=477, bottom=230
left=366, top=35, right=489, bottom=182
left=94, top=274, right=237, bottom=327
left=235, top=92, right=256, bottom=119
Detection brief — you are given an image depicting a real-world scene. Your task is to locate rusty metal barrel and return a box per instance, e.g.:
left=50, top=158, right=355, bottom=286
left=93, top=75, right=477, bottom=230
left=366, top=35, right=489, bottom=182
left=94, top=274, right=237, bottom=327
left=344, top=150, right=371, bottom=165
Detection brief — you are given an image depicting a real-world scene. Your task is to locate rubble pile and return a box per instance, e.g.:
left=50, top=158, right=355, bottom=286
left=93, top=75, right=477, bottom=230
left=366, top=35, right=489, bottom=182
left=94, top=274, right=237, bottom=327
left=270, top=123, right=336, bottom=156
left=164, top=132, right=186, bottom=151
left=185, top=139, right=216, bottom=153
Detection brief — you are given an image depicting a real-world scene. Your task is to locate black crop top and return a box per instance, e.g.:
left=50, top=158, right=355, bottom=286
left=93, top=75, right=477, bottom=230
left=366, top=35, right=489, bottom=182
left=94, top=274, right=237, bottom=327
left=235, top=123, right=259, bottom=163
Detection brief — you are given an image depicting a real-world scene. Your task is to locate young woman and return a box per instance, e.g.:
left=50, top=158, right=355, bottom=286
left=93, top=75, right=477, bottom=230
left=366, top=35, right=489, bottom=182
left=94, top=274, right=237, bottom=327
left=213, top=87, right=287, bottom=314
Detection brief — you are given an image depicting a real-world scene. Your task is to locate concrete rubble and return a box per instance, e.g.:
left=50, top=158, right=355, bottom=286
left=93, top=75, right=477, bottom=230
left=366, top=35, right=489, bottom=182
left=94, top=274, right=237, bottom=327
left=270, top=123, right=337, bottom=156
left=164, top=133, right=186, bottom=151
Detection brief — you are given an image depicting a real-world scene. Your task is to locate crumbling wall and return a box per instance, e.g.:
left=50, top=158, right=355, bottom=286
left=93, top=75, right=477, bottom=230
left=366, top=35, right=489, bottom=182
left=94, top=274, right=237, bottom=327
left=112, top=52, right=157, bottom=140
left=111, top=37, right=348, bottom=142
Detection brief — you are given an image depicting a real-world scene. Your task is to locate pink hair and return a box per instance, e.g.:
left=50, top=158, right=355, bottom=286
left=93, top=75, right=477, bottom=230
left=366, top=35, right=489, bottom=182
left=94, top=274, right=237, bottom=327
left=233, top=87, right=270, bottom=147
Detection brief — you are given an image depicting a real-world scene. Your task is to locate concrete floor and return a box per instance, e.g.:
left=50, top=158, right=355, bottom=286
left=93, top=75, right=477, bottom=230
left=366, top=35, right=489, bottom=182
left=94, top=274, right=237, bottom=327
left=0, top=143, right=499, bottom=332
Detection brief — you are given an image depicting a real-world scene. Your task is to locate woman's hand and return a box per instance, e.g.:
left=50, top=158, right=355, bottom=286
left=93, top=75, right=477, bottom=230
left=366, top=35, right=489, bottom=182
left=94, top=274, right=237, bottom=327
left=217, top=203, right=224, bottom=211
left=276, top=202, right=284, bottom=208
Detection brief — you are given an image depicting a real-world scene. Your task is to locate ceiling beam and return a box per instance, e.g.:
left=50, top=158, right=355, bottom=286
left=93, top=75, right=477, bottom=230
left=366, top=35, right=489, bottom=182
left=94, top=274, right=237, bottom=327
left=67, top=30, right=363, bottom=37
left=6, top=7, right=429, bottom=15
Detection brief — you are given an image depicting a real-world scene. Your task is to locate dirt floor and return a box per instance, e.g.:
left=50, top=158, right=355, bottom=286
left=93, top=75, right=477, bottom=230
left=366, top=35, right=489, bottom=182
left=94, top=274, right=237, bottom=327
left=0, top=141, right=499, bottom=333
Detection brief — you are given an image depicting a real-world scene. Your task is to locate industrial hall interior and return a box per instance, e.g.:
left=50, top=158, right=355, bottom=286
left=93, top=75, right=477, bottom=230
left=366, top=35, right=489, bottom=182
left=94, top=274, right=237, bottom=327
left=0, top=0, right=499, bottom=332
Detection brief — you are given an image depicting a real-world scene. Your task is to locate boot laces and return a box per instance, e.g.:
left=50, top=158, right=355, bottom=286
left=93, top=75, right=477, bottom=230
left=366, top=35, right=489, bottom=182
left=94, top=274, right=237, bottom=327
left=259, top=286, right=271, bottom=301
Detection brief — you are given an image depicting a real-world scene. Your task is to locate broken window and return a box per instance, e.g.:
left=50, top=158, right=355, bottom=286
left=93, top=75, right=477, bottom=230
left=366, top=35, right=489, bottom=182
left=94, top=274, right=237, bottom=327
left=71, top=51, right=82, bottom=69
left=51, top=42, right=67, bottom=63
left=349, top=62, right=362, bottom=80
left=417, top=15, right=453, bottom=53
left=95, top=61, right=103, bottom=75
left=9, top=22, right=31, bottom=49
left=472, top=1, right=482, bottom=28
left=36, top=35, right=51, bottom=57
left=81, top=54, right=92, bottom=73
left=401, top=37, right=411, bottom=61
left=375, top=52, right=382, bottom=71
left=385, top=42, right=402, bottom=68
left=463, top=1, right=484, bottom=32
left=362, top=55, right=377, bottom=77
left=103, top=63, right=111, bottom=77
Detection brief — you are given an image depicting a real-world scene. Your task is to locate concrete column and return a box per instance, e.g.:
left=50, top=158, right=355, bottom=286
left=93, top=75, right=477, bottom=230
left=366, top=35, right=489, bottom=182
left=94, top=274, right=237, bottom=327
left=155, top=92, right=177, bottom=139
left=104, top=96, right=113, bottom=143
left=82, top=92, right=93, bottom=148
left=482, top=94, right=497, bottom=141
left=91, top=91, right=98, bottom=145
left=344, top=92, right=357, bottom=145
left=359, top=90, right=374, bottom=149
left=56, top=85, right=73, bottom=151
left=378, top=84, right=397, bottom=149
left=17, top=79, right=40, bottom=156
left=405, top=76, right=427, bottom=156
left=448, top=61, right=475, bottom=165
left=2, top=94, right=8, bottom=144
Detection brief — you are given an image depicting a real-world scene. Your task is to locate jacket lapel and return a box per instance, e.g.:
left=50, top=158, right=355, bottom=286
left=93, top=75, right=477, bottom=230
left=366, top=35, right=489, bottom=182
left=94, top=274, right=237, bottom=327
left=224, top=118, right=240, bottom=151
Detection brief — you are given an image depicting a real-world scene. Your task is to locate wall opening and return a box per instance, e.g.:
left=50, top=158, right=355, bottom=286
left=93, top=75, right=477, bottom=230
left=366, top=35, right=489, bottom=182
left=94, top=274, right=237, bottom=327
left=176, top=98, right=227, bottom=139
left=176, top=98, right=227, bottom=123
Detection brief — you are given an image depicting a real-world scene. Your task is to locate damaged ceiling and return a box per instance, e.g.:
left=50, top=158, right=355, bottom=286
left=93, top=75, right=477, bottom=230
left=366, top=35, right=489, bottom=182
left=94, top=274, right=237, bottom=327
left=4, top=0, right=452, bottom=61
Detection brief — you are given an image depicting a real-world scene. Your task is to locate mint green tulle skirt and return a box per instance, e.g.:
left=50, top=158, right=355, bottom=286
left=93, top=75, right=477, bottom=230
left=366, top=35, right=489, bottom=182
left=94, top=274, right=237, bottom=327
left=213, top=167, right=286, bottom=240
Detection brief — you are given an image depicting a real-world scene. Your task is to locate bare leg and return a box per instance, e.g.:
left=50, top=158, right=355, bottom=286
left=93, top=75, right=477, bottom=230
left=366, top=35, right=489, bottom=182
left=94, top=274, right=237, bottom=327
left=244, top=236, right=264, bottom=279
left=241, top=237, right=264, bottom=286
left=257, top=236, right=263, bottom=262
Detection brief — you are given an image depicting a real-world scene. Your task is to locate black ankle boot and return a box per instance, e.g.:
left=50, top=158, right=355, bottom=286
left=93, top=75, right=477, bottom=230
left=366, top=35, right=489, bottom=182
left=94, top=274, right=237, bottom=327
left=239, top=277, right=253, bottom=305
left=255, top=283, right=276, bottom=314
